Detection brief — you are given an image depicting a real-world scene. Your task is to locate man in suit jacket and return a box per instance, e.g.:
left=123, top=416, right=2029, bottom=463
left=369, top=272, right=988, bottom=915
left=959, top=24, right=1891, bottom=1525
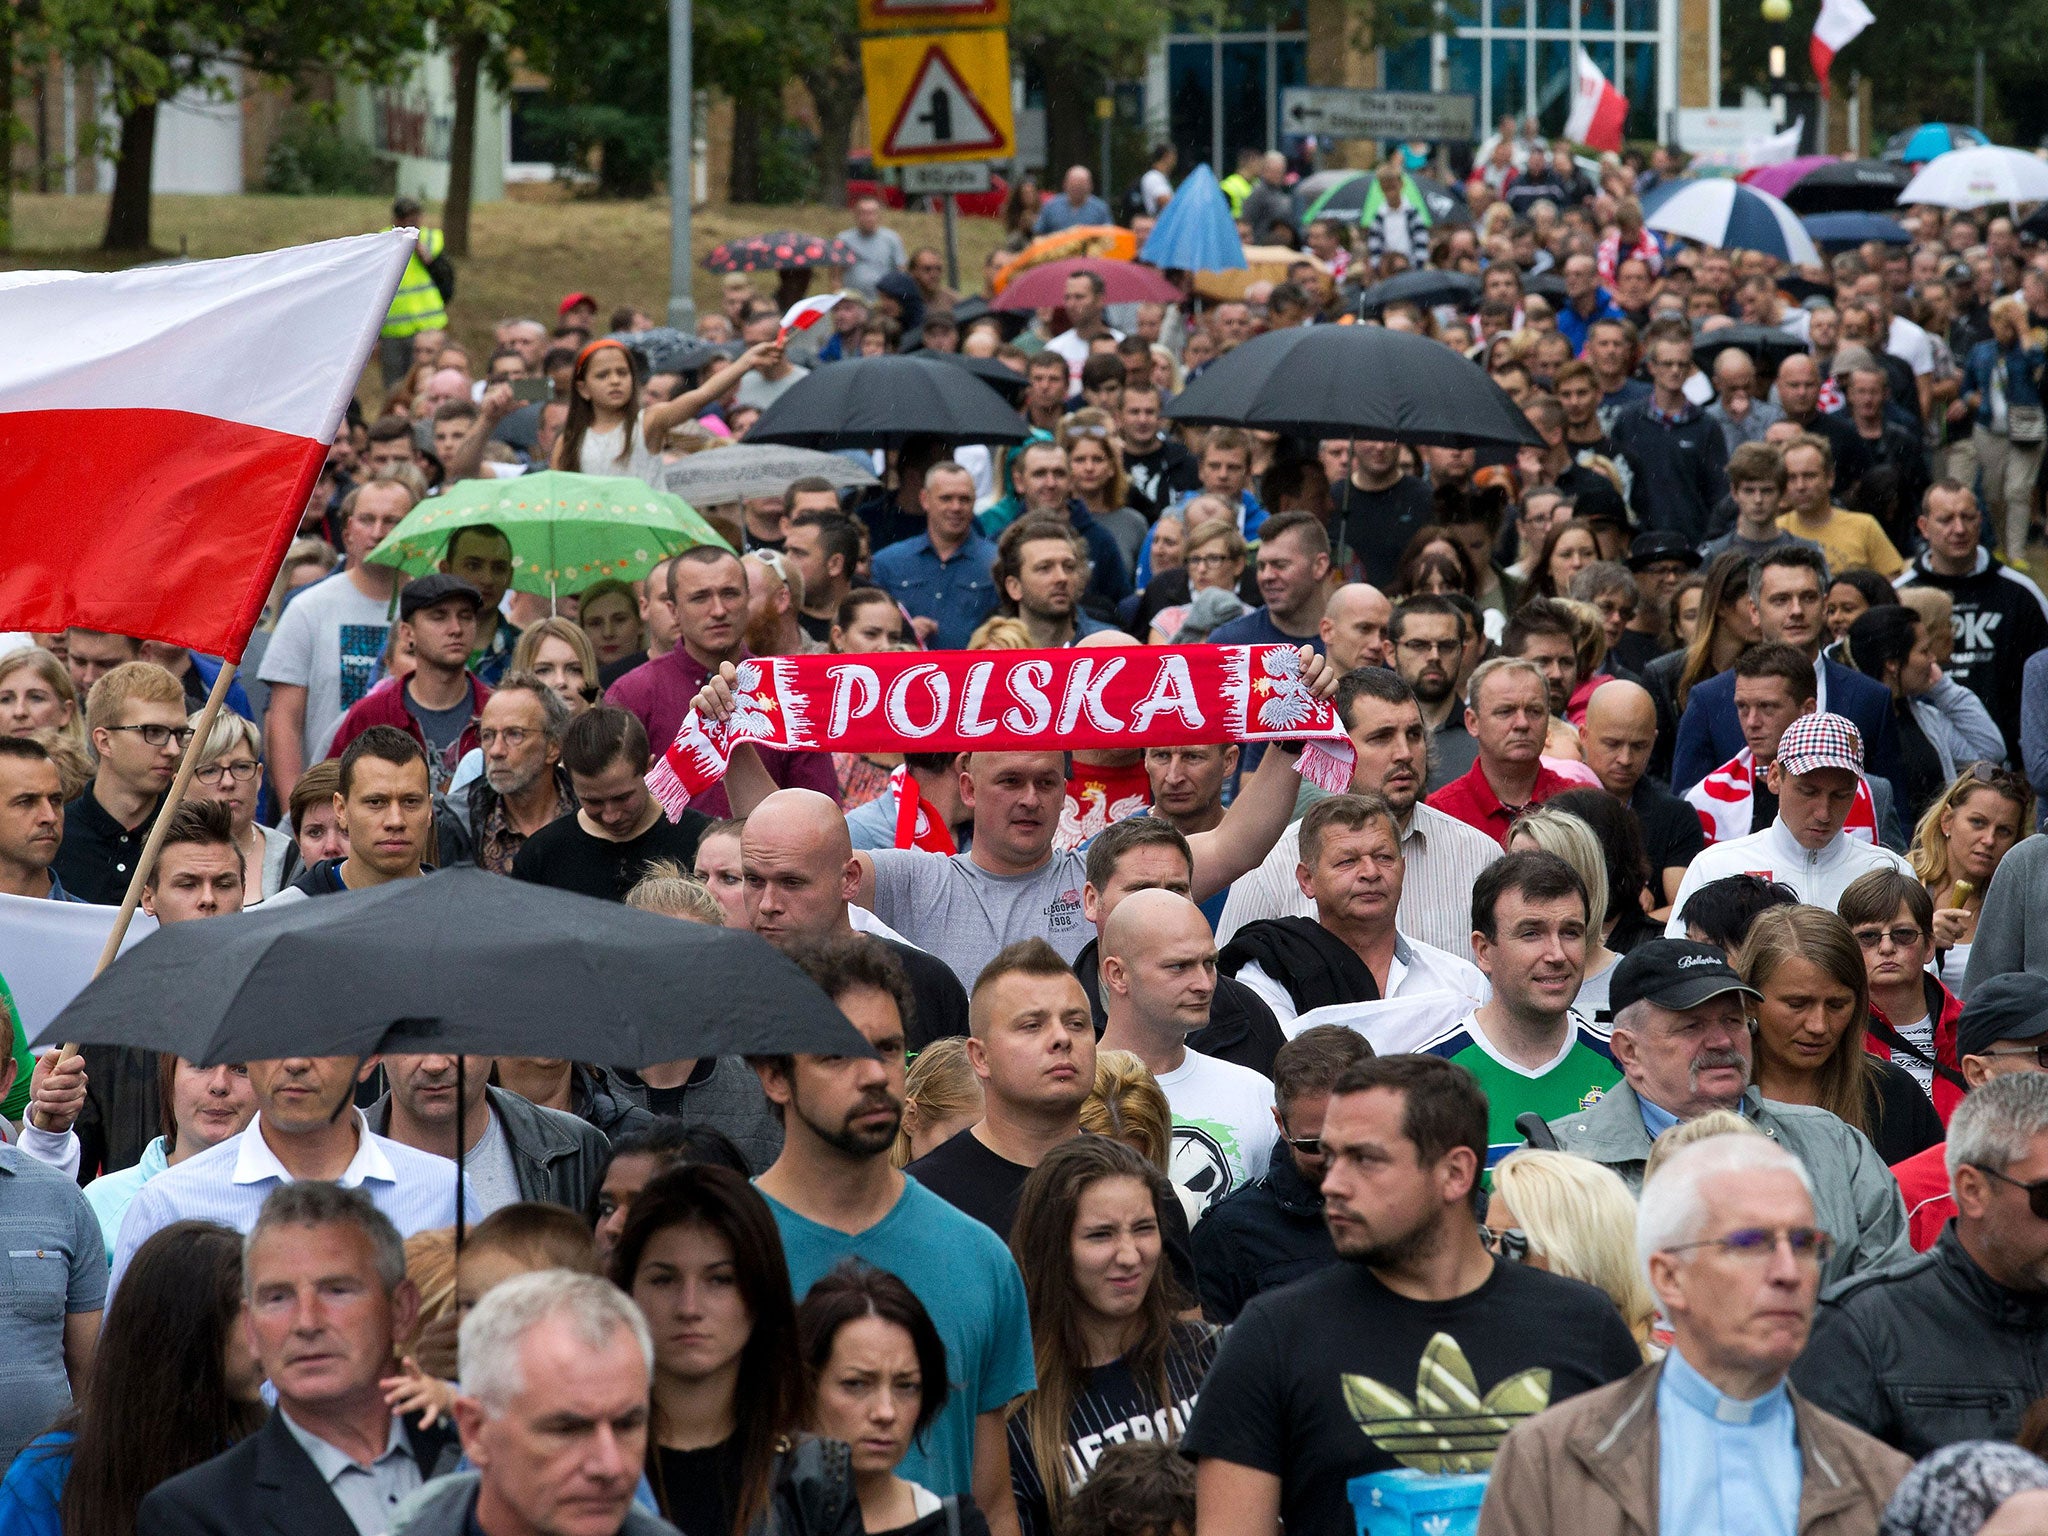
left=139, top=1183, right=457, bottom=1536
left=1671, top=544, right=1905, bottom=808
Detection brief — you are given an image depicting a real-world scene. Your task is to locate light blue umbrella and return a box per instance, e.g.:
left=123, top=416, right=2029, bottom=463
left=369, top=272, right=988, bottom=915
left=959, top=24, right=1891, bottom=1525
left=1885, top=123, right=1989, bottom=165
left=1140, top=164, right=1246, bottom=272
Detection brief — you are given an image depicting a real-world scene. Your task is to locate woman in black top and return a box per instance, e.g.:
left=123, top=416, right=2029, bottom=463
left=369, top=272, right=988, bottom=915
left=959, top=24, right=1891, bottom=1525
left=1006, top=1138, right=1220, bottom=1536
left=1845, top=604, right=1950, bottom=826
left=799, top=1263, right=993, bottom=1536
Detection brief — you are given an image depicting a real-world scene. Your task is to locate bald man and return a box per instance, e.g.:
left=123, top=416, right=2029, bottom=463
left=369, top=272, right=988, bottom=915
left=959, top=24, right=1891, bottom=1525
left=740, top=789, right=969, bottom=1048
left=1579, top=680, right=1704, bottom=920
left=1099, top=889, right=1277, bottom=1216
left=1319, top=584, right=1393, bottom=674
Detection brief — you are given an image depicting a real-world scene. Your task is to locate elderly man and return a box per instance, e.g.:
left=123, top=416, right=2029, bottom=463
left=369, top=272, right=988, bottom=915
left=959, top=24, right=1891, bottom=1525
left=1033, top=165, right=1112, bottom=235
left=138, top=1184, right=459, bottom=1536
left=1545, top=939, right=1911, bottom=1286
left=1795, top=1048, right=2048, bottom=1458
left=1704, top=346, right=1782, bottom=456
left=1481, top=1136, right=1910, bottom=1536
left=390, top=1270, right=677, bottom=1536
left=436, top=672, right=575, bottom=873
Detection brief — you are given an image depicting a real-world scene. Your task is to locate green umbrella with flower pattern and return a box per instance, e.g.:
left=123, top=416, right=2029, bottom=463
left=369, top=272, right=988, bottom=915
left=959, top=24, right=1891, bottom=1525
left=365, top=470, right=732, bottom=602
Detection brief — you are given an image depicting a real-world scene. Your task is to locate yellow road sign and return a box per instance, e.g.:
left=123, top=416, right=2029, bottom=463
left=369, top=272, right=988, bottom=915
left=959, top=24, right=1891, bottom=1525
left=858, top=0, right=1008, bottom=30
left=862, top=30, right=1014, bottom=167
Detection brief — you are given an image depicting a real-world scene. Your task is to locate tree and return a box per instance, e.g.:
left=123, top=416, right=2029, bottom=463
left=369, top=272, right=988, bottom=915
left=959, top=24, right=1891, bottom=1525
left=50, top=0, right=431, bottom=250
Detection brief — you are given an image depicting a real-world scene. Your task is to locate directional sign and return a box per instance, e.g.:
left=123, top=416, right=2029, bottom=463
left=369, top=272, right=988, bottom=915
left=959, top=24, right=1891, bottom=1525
left=863, top=31, right=1014, bottom=167
left=858, top=0, right=1008, bottom=32
left=1279, top=87, right=1478, bottom=144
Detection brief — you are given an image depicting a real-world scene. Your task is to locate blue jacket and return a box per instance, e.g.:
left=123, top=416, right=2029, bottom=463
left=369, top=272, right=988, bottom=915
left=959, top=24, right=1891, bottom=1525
left=1556, top=288, right=1626, bottom=355
left=1964, top=338, right=2046, bottom=427
left=1672, top=658, right=1907, bottom=813
left=0, top=1432, right=69, bottom=1536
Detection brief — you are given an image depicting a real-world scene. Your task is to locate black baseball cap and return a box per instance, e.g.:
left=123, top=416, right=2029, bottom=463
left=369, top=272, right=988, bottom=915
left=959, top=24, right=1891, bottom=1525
left=399, top=573, right=482, bottom=622
left=1627, top=531, right=1703, bottom=573
left=1609, top=939, right=1761, bottom=1016
left=1957, top=973, right=2048, bottom=1059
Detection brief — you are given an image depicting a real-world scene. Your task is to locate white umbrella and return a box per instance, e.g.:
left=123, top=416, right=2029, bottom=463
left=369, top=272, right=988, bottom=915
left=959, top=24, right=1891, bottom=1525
left=1641, top=179, right=1821, bottom=267
left=659, top=444, right=879, bottom=506
left=1898, top=146, right=2048, bottom=209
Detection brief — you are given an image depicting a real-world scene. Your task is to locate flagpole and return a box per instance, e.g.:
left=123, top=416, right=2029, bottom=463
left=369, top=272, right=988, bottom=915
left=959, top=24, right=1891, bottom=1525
left=54, top=661, right=240, bottom=1060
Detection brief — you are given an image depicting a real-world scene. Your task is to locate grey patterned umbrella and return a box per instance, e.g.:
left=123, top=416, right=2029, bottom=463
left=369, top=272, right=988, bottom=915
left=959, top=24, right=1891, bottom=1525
left=661, top=444, right=879, bottom=506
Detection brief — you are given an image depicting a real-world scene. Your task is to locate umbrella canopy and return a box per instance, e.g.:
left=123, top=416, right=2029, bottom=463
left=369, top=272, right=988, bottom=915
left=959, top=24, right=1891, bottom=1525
left=1802, top=212, right=1910, bottom=250
left=990, top=257, right=1182, bottom=312
left=705, top=232, right=858, bottom=273
left=1899, top=146, right=2048, bottom=210
left=1140, top=164, right=1245, bottom=272
left=368, top=471, right=732, bottom=596
left=610, top=327, right=729, bottom=376
left=947, top=296, right=1030, bottom=342
left=32, top=868, right=873, bottom=1068
left=1780, top=158, right=1914, bottom=214
left=1642, top=180, right=1819, bottom=266
left=1164, top=325, right=1541, bottom=448
left=660, top=444, right=878, bottom=507
left=746, top=354, right=1032, bottom=450
left=924, top=350, right=1031, bottom=403
left=1351, top=269, right=1481, bottom=316
left=1884, top=123, right=1990, bottom=165
left=1292, top=169, right=1466, bottom=226
left=1523, top=271, right=1570, bottom=305
left=1739, top=155, right=1838, bottom=200
left=990, top=227, right=1137, bottom=293
left=1691, top=324, right=1810, bottom=373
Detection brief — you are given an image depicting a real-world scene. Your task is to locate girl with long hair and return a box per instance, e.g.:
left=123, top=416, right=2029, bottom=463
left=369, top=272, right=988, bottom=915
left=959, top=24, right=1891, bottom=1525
left=612, top=1163, right=857, bottom=1536
left=1059, top=411, right=1144, bottom=573
left=892, top=1038, right=983, bottom=1169
left=1673, top=551, right=1760, bottom=712
left=1386, top=524, right=1480, bottom=601
left=1910, top=763, right=2035, bottom=991
left=0, top=1221, right=263, bottom=1536
left=553, top=338, right=780, bottom=484
left=799, top=1264, right=991, bottom=1536
left=1523, top=517, right=1601, bottom=601
left=1006, top=1137, right=1217, bottom=1536
left=830, top=588, right=910, bottom=808
left=577, top=578, right=646, bottom=672
left=1736, top=905, right=1943, bottom=1165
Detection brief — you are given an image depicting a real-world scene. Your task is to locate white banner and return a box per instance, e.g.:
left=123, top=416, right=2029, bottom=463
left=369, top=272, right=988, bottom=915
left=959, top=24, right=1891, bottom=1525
left=0, top=892, right=155, bottom=1051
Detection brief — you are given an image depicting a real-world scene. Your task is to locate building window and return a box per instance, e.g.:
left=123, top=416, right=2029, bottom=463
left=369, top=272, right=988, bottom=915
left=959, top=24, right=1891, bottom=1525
left=1165, top=17, right=1309, bottom=171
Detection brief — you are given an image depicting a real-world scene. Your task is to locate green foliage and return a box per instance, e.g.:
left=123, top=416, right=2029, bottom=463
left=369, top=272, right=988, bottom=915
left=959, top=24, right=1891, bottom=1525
left=262, top=109, right=392, bottom=193
left=758, top=122, right=821, bottom=203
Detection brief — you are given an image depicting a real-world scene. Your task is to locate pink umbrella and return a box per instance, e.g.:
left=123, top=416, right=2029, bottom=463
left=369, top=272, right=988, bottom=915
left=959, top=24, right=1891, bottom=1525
left=990, top=257, right=1183, bottom=312
left=1739, top=155, right=1838, bottom=200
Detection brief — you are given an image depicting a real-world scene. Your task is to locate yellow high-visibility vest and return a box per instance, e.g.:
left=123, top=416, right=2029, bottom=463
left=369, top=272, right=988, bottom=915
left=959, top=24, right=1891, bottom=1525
left=1219, top=172, right=1253, bottom=216
left=383, top=226, right=449, bottom=338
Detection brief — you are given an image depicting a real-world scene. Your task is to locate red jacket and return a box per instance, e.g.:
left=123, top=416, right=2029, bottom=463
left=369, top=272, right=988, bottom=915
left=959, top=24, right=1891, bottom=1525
left=1867, top=972, right=1966, bottom=1125
left=326, top=673, right=490, bottom=782
left=1891, top=1142, right=1953, bottom=1252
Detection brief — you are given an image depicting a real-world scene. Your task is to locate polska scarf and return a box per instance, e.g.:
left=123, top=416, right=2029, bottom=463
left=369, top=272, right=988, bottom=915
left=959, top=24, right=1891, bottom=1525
left=649, top=644, right=1355, bottom=818
left=1684, top=747, right=1879, bottom=847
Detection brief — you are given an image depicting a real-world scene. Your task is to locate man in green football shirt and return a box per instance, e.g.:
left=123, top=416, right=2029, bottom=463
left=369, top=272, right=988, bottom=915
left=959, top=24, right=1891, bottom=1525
left=1421, top=849, right=1619, bottom=1167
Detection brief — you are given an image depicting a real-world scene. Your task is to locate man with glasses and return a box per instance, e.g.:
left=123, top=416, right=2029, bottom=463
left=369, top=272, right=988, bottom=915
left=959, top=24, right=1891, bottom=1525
left=1546, top=939, right=1911, bottom=1287
left=1387, top=597, right=1480, bottom=790
left=1486, top=1134, right=1909, bottom=1535
left=436, top=673, right=575, bottom=875
left=1608, top=322, right=1731, bottom=545
left=53, top=662, right=189, bottom=905
left=1795, top=1049, right=2048, bottom=1457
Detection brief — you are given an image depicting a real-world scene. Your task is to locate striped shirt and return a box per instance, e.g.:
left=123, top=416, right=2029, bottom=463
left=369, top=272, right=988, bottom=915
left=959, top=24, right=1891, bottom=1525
left=111, top=1111, right=472, bottom=1295
left=1215, top=802, right=1503, bottom=962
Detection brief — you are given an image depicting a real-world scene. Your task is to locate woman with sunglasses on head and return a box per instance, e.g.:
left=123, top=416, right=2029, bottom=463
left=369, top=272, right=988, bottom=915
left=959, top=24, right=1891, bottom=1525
left=1006, top=1137, right=1217, bottom=1536
left=1484, top=1149, right=1658, bottom=1358
left=1911, top=763, right=2035, bottom=995
left=186, top=710, right=291, bottom=902
left=1736, top=905, right=1944, bottom=1165
left=1059, top=411, right=1146, bottom=576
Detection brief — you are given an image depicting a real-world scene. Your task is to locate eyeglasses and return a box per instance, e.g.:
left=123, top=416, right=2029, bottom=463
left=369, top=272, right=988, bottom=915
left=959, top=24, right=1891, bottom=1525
left=1397, top=637, right=1461, bottom=658
left=477, top=727, right=540, bottom=750
left=1852, top=924, right=1928, bottom=952
left=105, top=724, right=195, bottom=749
left=1973, top=1164, right=2048, bottom=1220
left=1664, top=1226, right=1835, bottom=1265
left=195, top=758, right=259, bottom=785
left=1484, top=1227, right=1530, bottom=1264
left=1975, top=1044, right=2048, bottom=1071
left=1186, top=552, right=1238, bottom=569
left=1063, top=423, right=1112, bottom=439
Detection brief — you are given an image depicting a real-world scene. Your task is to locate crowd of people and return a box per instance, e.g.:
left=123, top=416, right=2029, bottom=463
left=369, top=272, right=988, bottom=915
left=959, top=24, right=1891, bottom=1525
left=8, top=136, right=2048, bottom=1536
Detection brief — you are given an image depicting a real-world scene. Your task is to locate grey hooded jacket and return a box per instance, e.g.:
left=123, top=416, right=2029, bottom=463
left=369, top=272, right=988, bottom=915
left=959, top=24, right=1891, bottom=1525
left=392, top=1472, right=682, bottom=1536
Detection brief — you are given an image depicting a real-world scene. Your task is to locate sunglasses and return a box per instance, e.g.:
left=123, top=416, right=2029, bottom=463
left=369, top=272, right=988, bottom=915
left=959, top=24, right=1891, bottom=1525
left=1283, top=1136, right=1322, bottom=1158
left=1965, top=761, right=2026, bottom=795
left=1852, top=925, right=1928, bottom=952
left=1484, top=1227, right=1530, bottom=1264
left=1975, top=1164, right=2048, bottom=1220
left=1975, top=1044, right=2048, bottom=1072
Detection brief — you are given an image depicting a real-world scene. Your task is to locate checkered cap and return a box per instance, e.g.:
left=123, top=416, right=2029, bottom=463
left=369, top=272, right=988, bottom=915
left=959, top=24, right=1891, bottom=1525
left=1776, top=711, right=1864, bottom=777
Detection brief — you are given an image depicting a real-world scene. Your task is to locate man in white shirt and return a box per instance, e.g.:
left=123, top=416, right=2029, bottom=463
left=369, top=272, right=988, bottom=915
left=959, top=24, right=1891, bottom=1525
left=1042, top=271, right=1123, bottom=387
left=1098, top=888, right=1276, bottom=1217
left=1217, top=668, right=1501, bottom=961
left=1666, top=712, right=1915, bottom=936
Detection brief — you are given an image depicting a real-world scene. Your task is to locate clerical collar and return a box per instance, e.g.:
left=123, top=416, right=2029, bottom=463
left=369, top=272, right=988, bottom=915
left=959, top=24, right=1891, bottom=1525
left=1663, top=1345, right=1790, bottom=1426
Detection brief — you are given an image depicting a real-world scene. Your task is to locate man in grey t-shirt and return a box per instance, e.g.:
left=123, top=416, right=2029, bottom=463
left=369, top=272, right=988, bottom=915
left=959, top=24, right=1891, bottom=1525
left=0, top=1139, right=105, bottom=1464
left=837, top=197, right=908, bottom=297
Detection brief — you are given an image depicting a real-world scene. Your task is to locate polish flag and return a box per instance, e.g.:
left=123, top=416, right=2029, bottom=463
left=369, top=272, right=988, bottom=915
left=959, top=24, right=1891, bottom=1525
left=0, top=232, right=412, bottom=661
left=1810, top=0, right=1873, bottom=98
left=1563, top=46, right=1629, bottom=153
left=778, top=292, right=846, bottom=343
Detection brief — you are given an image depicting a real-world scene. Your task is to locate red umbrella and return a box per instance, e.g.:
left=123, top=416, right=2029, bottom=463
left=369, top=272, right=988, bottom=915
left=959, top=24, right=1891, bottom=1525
left=990, top=257, right=1182, bottom=312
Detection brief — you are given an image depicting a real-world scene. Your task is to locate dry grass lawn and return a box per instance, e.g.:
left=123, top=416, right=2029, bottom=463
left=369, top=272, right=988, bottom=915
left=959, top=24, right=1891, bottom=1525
left=2, top=192, right=1011, bottom=376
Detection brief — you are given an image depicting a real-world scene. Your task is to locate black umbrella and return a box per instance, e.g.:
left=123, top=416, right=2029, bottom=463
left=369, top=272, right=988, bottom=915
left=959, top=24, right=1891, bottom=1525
left=1691, top=324, right=1809, bottom=374
left=922, top=350, right=1031, bottom=403
left=947, top=296, right=1031, bottom=342
left=1350, top=269, right=1481, bottom=316
left=746, top=354, right=1032, bottom=450
left=1523, top=271, right=1570, bottom=305
left=34, top=867, right=871, bottom=1068
left=610, top=327, right=729, bottom=377
left=1165, top=325, right=1541, bottom=448
left=1781, top=159, right=1915, bottom=215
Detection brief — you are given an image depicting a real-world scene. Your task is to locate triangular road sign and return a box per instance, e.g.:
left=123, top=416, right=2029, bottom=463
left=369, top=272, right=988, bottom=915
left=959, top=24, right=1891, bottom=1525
left=880, top=44, right=1006, bottom=157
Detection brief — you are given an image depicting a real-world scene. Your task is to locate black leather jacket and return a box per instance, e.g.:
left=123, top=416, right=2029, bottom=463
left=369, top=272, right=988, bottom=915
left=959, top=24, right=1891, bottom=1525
left=1791, top=1225, right=2048, bottom=1459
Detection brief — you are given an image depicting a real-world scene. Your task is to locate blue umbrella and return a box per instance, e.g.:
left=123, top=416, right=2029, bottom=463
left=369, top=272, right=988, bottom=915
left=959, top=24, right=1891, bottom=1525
left=1884, top=123, right=1989, bottom=165
left=1140, top=164, right=1246, bottom=272
left=1802, top=211, right=1910, bottom=250
left=1642, top=179, right=1820, bottom=266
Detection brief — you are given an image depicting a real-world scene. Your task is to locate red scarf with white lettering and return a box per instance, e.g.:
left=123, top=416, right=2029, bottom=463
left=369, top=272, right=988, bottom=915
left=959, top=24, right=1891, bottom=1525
left=1684, top=747, right=1879, bottom=846
left=889, top=763, right=956, bottom=853
left=648, top=645, right=1355, bottom=819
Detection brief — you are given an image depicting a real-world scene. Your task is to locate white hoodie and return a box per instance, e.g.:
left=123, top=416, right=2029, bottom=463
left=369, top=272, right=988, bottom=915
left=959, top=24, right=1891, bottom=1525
left=1665, top=817, right=1915, bottom=936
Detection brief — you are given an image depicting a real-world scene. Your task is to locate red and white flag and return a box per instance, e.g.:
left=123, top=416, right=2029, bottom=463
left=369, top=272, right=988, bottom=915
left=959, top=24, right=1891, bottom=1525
left=0, top=232, right=412, bottom=661
left=1563, top=46, right=1629, bottom=153
left=778, top=292, right=846, bottom=344
left=1810, top=0, right=1874, bottom=98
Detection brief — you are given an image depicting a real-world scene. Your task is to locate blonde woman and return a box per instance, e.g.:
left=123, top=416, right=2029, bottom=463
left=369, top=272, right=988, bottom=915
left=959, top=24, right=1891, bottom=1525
left=1060, top=408, right=1145, bottom=572
left=0, top=646, right=82, bottom=747
left=511, top=616, right=602, bottom=716
left=1908, top=764, right=2034, bottom=991
left=189, top=709, right=292, bottom=901
left=892, top=1038, right=983, bottom=1169
left=1487, top=1149, right=1659, bottom=1356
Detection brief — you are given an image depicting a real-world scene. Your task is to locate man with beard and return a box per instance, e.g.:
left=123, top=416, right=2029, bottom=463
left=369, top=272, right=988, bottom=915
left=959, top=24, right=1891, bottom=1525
left=1389, top=596, right=1479, bottom=788
left=753, top=935, right=1034, bottom=1534
left=436, top=673, right=575, bottom=873
left=1181, top=1055, right=1644, bottom=1536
